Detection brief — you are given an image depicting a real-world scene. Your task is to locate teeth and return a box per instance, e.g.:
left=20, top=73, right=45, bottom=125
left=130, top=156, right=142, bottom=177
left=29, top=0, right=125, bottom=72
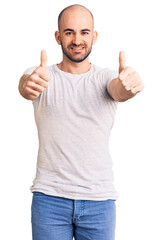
left=72, top=47, right=84, bottom=50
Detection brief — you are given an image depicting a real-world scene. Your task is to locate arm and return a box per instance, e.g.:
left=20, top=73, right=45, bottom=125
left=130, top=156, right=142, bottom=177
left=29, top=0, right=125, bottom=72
left=108, top=51, right=144, bottom=102
left=18, top=50, right=50, bottom=100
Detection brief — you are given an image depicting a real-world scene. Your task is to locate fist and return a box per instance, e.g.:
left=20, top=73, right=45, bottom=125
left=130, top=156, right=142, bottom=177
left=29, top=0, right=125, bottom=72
left=24, top=50, right=50, bottom=100
left=118, top=51, right=144, bottom=98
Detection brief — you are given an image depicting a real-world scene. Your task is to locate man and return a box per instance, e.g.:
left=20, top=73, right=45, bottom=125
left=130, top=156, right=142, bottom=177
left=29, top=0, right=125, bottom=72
left=18, top=4, right=144, bottom=240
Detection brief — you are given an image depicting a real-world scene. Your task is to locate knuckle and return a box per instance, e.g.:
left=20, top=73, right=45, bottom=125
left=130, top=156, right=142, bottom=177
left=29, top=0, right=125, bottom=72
left=44, top=82, right=49, bottom=88
left=47, top=75, right=50, bottom=81
left=26, top=80, right=32, bottom=87
left=35, top=92, right=40, bottom=97
left=33, top=67, right=40, bottom=74
left=25, top=86, right=30, bottom=93
left=40, top=86, right=45, bottom=92
left=122, top=81, right=127, bottom=87
left=41, top=80, right=48, bottom=88
left=125, top=66, right=129, bottom=71
left=131, top=88, right=135, bottom=94
left=130, top=89, right=135, bottom=94
left=126, top=66, right=134, bottom=74
left=29, top=74, right=37, bottom=82
left=39, top=82, right=46, bottom=90
left=44, top=74, right=50, bottom=82
left=118, top=75, right=123, bottom=81
left=125, top=85, right=130, bottom=91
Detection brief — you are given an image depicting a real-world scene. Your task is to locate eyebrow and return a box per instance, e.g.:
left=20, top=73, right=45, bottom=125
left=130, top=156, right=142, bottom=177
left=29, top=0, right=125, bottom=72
left=63, top=28, right=91, bottom=32
left=82, top=29, right=91, bottom=32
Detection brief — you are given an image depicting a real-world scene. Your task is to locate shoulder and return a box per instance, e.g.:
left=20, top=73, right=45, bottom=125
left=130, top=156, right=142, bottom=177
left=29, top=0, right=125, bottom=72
left=47, top=64, right=55, bottom=72
left=92, top=64, right=118, bottom=79
left=23, top=64, right=55, bottom=75
left=92, top=64, right=118, bottom=85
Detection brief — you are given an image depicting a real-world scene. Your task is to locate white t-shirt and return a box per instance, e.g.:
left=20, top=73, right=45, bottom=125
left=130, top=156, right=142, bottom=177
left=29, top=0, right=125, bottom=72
left=23, top=63, right=119, bottom=200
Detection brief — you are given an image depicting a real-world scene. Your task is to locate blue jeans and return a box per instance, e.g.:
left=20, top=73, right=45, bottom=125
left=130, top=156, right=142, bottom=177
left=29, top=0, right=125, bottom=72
left=31, top=192, right=116, bottom=240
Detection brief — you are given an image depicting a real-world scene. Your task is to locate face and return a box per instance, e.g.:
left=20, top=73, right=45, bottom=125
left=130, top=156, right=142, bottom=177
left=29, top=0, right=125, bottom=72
left=60, top=30, right=93, bottom=63
left=55, top=7, right=97, bottom=63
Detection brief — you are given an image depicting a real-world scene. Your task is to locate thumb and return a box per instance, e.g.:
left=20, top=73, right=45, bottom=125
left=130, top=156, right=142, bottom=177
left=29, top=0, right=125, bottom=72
left=119, top=51, right=126, bottom=74
left=40, top=50, right=47, bottom=69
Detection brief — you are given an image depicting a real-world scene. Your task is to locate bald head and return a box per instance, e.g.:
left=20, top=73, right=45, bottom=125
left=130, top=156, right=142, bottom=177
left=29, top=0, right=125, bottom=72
left=58, top=4, right=94, bottom=31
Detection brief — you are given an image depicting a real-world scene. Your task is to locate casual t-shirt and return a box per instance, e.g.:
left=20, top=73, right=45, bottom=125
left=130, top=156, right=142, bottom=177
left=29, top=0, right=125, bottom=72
left=23, top=63, right=119, bottom=200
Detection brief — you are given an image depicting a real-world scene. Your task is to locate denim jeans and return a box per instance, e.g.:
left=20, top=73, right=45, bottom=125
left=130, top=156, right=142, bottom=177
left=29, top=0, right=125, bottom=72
left=31, top=192, right=116, bottom=240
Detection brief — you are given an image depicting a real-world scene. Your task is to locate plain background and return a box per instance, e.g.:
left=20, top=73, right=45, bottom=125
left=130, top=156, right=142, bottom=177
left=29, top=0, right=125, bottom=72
left=0, top=0, right=162, bottom=239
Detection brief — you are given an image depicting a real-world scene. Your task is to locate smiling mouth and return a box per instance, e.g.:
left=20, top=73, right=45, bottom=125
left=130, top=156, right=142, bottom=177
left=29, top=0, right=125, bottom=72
left=71, top=47, right=84, bottom=49
left=71, top=47, right=85, bottom=51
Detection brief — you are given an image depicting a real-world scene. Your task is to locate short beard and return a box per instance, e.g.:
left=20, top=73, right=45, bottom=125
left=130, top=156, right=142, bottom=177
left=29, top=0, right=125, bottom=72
left=61, top=42, right=92, bottom=63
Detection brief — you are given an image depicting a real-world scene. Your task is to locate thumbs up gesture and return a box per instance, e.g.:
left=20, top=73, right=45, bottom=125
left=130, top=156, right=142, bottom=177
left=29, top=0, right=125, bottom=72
left=118, top=51, right=144, bottom=100
left=20, top=50, right=50, bottom=100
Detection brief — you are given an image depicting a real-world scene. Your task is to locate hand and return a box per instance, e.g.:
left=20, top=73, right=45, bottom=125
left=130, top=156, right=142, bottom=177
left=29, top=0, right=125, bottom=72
left=118, top=51, right=144, bottom=98
left=23, top=50, right=50, bottom=100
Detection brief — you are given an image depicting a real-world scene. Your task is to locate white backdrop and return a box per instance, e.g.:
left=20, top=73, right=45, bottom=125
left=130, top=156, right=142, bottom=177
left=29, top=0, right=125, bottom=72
left=0, top=0, right=162, bottom=239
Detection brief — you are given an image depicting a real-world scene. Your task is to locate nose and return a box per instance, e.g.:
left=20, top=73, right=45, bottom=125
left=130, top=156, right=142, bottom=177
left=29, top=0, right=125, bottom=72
left=72, top=33, right=82, bottom=46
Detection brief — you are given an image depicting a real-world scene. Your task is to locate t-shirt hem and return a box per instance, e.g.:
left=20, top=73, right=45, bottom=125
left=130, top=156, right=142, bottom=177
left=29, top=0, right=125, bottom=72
left=30, top=188, right=118, bottom=201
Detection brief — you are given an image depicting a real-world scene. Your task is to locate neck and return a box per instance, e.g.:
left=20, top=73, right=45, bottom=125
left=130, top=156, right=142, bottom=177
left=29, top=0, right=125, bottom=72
left=57, top=56, right=91, bottom=74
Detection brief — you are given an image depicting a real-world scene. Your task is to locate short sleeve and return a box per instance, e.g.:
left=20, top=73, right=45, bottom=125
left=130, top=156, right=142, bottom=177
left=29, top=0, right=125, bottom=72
left=98, top=68, right=118, bottom=100
left=106, top=69, right=118, bottom=90
left=23, top=66, right=38, bottom=75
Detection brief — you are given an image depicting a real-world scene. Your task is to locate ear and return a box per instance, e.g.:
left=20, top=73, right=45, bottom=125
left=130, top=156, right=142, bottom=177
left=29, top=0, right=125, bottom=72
left=55, top=31, right=61, bottom=45
left=92, top=31, right=98, bottom=45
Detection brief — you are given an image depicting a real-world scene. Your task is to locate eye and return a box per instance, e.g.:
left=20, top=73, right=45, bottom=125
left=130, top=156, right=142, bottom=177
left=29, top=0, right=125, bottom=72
left=82, top=32, right=89, bottom=35
left=65, top=32, right=72, bottom=35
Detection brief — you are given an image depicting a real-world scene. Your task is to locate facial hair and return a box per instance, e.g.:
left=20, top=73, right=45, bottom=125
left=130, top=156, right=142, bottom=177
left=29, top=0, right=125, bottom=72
left=61, top=42, right=92, bottom=63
